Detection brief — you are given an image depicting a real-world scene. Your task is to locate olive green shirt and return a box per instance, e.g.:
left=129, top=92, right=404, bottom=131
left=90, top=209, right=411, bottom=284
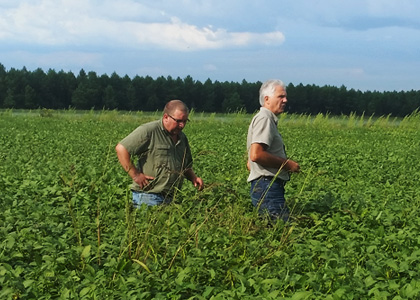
left=119, top=119, right=193, bottom=196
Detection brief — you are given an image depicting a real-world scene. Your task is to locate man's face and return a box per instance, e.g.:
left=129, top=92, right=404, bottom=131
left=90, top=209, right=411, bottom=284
left=163, top=109, right=189, bottom=136
left=264, top=86, right=288, bottom=115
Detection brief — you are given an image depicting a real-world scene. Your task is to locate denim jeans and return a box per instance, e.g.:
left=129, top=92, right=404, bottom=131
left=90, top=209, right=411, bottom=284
left=250, top=176, right=289, bottom=222
left=131, top=191, right=170, bottom=208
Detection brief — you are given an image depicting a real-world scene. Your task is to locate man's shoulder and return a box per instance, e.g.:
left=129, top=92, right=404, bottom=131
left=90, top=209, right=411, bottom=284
left=251, top=110, right=271, bottom=126
left=123, top=120, right=161, bottom=141
left=135, top=119, right=161, bottom=132
left=141, top=119, right=161, bottom=128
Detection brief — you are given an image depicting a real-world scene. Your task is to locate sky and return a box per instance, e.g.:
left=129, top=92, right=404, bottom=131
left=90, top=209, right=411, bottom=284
left=1, top=0, right=419, bottom=92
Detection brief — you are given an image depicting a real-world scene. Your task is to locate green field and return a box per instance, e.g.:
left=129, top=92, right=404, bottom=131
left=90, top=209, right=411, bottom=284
left=1, top=109, right=420, bottom=299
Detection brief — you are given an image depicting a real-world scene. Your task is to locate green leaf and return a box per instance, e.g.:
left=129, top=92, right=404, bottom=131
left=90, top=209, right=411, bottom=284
left=23, top=280, right=34, bottom=288
left=81, top=245, right=91, bottom=259
left=202, top=286, right=214, bottom=298
left=291, top=291, right=312, bottom=300
left=364, top=276, right=376, bottom=287
left=132, top=259, right=151, bottom=273
left=5, top=235, right=15, bottom=249
left=79, top=287, right=90, bottom=297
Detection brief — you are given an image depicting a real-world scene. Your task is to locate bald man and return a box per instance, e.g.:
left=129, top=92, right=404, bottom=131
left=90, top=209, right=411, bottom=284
left=116, top=100, right=203, bottom=207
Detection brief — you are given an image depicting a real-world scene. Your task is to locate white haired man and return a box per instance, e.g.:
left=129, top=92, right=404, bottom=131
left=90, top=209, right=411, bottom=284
left=247, top=79, right=300, bottom=222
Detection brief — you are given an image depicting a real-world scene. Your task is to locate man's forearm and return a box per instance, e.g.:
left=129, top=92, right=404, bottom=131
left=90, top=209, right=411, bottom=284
left=252, top=151, right=289, bottom=170
left=184, top=168, right=197, bottom=181
left=116, top=143, right=140, bottom=179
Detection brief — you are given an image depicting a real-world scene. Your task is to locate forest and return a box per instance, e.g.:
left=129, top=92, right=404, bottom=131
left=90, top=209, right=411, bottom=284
left=1, top=63, right=419, bottom=116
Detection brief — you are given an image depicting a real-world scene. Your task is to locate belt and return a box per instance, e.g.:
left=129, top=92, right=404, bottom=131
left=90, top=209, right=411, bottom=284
left=260, top=176, right=286, bottom=185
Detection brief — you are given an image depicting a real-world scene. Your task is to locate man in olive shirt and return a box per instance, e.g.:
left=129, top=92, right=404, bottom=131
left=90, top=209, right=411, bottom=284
left=247, top=79, right=300, bottom=222
left=116, top=100, right=203, bottom=207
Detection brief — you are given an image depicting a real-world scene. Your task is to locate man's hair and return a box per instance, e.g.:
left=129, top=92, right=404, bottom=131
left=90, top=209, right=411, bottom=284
left=259, top=79, right=286, bottom=106
left=163, top=100, right=189, bottom=115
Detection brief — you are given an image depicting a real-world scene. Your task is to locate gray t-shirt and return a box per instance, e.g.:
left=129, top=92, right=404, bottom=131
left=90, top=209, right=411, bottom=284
left=247, top=107, right=290, bottom=182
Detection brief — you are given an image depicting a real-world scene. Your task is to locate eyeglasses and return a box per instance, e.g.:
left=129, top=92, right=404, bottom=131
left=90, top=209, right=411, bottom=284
left=167, top=114, right=190, bottom=124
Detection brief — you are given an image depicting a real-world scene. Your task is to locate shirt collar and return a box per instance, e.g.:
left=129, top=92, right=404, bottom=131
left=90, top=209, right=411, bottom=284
left=159, top=117, right=165, bottom=131
left=260, top=107, right=278, bottom=125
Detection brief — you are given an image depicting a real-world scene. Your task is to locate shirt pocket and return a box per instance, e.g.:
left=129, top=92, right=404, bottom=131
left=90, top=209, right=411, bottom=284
left=153, top=144, right=171, bottom=169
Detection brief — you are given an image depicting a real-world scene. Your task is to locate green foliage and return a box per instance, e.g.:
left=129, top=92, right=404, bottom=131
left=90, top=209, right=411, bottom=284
left=1, top=110, right=419, bottom=299
left=1, top=63, right=420, bottom=116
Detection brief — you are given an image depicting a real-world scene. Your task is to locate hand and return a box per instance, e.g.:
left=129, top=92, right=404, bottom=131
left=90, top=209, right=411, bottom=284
left=192, top=177, right=204, bottom=191
left=286, top=160, right=300, bottom=173
left=133, top=173, right=155, bottom=189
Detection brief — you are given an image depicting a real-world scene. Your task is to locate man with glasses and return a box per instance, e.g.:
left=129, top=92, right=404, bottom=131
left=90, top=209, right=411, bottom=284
left=116, top=100, right=203, bottom=207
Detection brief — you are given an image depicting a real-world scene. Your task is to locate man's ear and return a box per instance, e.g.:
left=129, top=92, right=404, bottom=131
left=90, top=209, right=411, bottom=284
left=262, top=96, right=268, bottom=108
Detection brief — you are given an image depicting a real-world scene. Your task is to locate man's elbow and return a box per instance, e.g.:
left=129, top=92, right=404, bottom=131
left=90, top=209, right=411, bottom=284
left=249, top=143, right=266, bottom=163
left=249, top=152, right=260, bottom=163
left=115, top=143, right=126, bottom=155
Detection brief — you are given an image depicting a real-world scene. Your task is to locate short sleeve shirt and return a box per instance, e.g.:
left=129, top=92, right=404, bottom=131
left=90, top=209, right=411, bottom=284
left=119, top=119, right=193, bottom=196
left=247, top=107, right=290, bottom=182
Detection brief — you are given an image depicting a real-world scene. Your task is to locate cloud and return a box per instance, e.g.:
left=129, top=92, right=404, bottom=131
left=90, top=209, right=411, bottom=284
left=132, top=18, right=285, bottom=51
left=2, top=0, right=419, bottom=92
left=0, top=0, right=285, bottom=51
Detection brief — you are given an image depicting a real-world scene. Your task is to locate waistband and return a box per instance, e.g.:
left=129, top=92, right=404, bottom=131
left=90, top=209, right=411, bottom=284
left=258, top=176, right=287, bottom=185
left=131, top=190, right=174, bottom=199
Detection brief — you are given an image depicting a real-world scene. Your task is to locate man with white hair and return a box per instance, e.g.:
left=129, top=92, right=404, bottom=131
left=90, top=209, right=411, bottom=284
left=247, top=79, right=300, bottom=222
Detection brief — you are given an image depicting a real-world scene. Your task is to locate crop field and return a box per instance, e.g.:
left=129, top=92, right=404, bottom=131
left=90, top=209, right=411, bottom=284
left=1, top=109, right=420, bottom=299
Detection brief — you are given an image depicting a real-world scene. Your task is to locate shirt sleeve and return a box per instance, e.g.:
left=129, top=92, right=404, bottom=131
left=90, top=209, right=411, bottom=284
left=119, top=125, right=150, bottom=156
left=250, top=115, right=273, bottom=147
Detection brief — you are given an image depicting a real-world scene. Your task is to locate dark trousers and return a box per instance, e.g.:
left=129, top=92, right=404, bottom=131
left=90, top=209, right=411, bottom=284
left=250, top=176, right=289, bottom=222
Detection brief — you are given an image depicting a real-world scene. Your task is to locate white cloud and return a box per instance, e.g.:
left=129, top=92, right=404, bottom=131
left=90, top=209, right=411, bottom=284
left=131, top=18, right=284, bottom=51
left=0, top=0, right=285, bottom=51
left=2, top=0, right=419, bottom=91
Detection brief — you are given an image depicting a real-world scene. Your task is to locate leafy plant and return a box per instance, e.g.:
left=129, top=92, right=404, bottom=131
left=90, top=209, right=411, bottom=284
left=1, top=110, right=419, bottom=299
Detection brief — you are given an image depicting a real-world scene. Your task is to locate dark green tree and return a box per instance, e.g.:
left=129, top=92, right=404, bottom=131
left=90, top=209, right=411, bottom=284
left=131, top=75, right=148, bottom=110
left=103, top=85, right=117, bottom=109
left=71, top=71, right=101, bottom=109
left=125, top=83, right=137, bottom=111
left=0, top=63, right=6, bottom=107
left=4, top=88, right=16, bottom=108
left=201, top=78, right=216, bottom=112
left=1, top=63, right=419, bottom=116
left=222, top=91, right=244, bottom=112
left=24, top=85, right=37, bottom=108
left=239, top=79, right=260, bottom=113
left=5, top=67, right=28, bottom=108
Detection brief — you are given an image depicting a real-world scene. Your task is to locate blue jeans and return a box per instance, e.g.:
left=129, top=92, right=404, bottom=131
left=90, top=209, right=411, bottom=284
left=250, top=177, right=289, bottom=222
left=131, top=191, right=171, bottom=208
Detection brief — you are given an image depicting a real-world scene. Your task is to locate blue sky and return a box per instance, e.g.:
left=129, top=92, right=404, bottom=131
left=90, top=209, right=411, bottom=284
left=1, top=0, right=419, bottom=92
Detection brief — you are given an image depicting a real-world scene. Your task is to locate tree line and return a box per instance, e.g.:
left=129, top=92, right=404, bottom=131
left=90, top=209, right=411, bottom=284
left=1, top=63, right=419, bottom=116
